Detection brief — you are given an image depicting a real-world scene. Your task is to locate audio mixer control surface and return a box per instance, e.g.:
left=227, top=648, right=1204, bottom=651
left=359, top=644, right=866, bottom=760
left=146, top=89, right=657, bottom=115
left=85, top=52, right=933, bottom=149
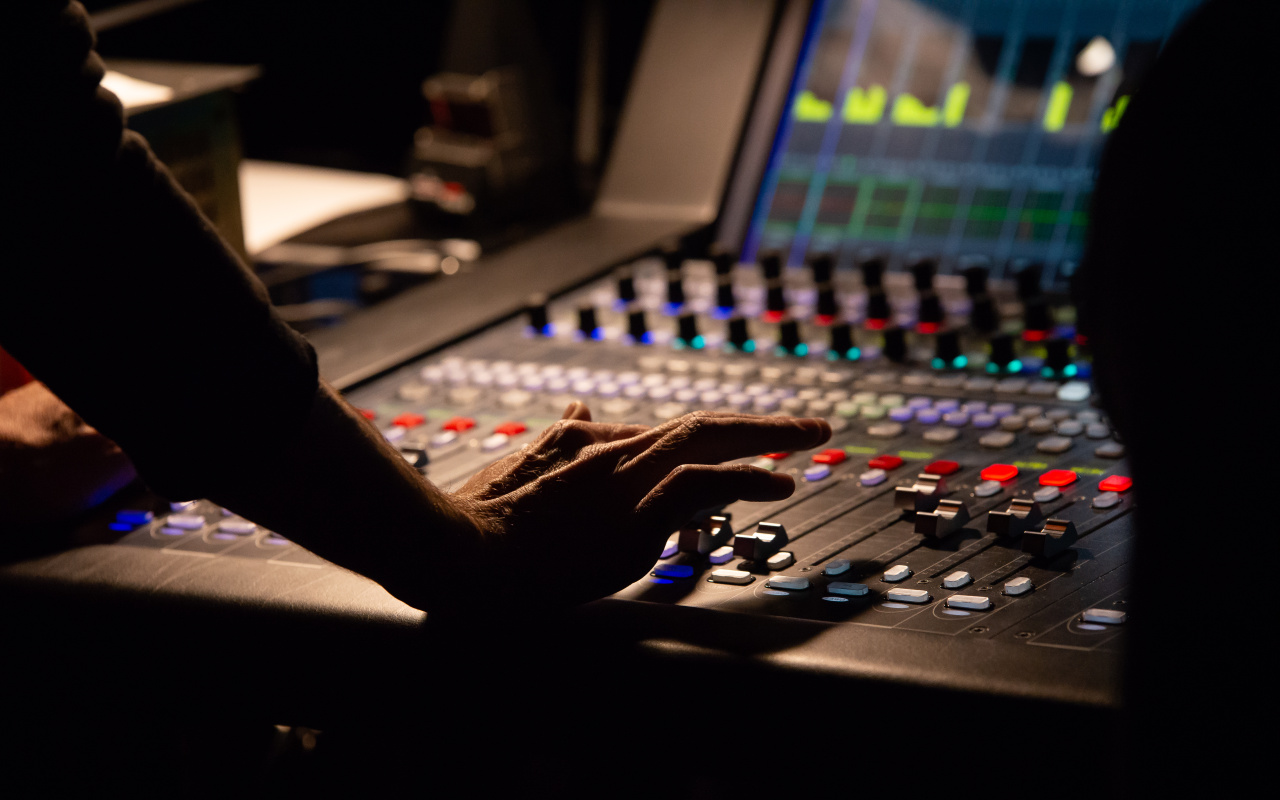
left=92, top=252, right=1133, bottom=708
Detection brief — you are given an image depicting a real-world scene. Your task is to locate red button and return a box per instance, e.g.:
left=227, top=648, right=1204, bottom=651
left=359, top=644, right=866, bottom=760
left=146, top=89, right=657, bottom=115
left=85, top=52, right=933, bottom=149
left=494, top=421, right=527, bottom=436
left=1039, top=469, right=1078, bottom=487
left=812, top=449, right=847, bottom=465
left=1099, top=475, right=1132, bottom=493
left=392, top=412, right=426, bottom=428
left=442, top=416, right=476, bottom=432
left=868, top=455, right=903, bottom=470
left=358, top=409, right=377, bottom=421
left=924, top=460, right=959, bottom=476
left=761, top=452, right=791, bottom=460
left=980, top=463, right=1019, bottom=482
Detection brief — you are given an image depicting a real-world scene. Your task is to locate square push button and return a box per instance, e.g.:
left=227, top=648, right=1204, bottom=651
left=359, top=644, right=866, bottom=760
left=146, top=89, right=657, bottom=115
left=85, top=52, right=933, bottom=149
left=1039, top=469, right=1077, bottom=487
left=924, top=459, right=959, bottom=476
left=812, top=449, right=847, bottom=465
left=1099, top=475, right=1132, bottom=493
left=980, top=464, right=1018, bottom=482
left=868, top=454, right=903, bottom=470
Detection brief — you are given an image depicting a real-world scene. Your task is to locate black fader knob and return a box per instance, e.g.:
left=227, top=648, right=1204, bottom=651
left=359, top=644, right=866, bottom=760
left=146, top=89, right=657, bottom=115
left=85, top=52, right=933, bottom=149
left=1044, top=338, right=1073, bottom=374
left=709, top=242, right=736, bottom=277
left=628, top=309, right=650, bottom=344
left=728, top=317, right=753, bottom=351
left=778, top=319, right=804, bottom=354
left=1015, top=262, right=1043, bottom=300
left=666, top=269, right=686, bottom=307
left=616, top=269, right=637, bottom=304
left=910, top=258, right=937, bottom=293
left=760, top=249, right=784, bottom=281
left=816, top=284, right=840, bottom=320
left=882, top=327, right=908, bottom=363
left=917, top=293, right=944, bottom=332
left=809, top=252, right=835, bottom=286
left=716, top=277, right=736, bottom=313
left=677, top=313, right=701, bottom=347
left=989, top=333, right=1017, bottom=371
left=865, top=289, right=892, bottom=328
left=962, top=265, right=989, bottom=298
left=1023, top=298, right=1054, bottom=339
left=830, top=323, right=857, bottom=359
left=578, top=306, right=600, bottom=340
left=765, top=280, right=788, bottom=318
left=860, top=256, right=885, bottom=291
left=526, top=294, right=550, bottom=335
left=934, top=330, right=962, bottom=367
left=970, top=294, right=1000, bottom=335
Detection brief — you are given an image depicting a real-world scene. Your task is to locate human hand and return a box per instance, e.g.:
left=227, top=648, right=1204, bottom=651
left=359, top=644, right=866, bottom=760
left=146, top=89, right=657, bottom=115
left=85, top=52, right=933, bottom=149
left=0, top=382, right=137, bottom=528
left=437, top=402, right=831, bottom=611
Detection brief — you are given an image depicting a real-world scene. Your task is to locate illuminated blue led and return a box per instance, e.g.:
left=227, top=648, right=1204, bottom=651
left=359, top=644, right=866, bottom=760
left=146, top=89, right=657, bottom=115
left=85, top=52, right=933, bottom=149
left=116, top=509, right=153, bottom=525
left=540, top=323, right=555, bottom=337
left=641, top=332, right=654, bottom=345
left=651, top=577, right=674, bottom=585
left=108, top=522, right=134, bottom=533
left=713, top=306, right=733, bottom=320
left=590, top=328, right=604, bottom=341
left=663, top=302, right=682, bottom=316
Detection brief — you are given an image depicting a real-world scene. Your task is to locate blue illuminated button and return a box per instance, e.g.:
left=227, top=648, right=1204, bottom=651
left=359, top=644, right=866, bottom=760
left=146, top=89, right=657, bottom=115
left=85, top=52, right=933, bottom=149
left=116, top=510, right=154, bottom=526
left=654, top=563, right=694, bottom=579
left=859, top=468, right=887, bottom=486
left=661, top=535, right=679, bottom=558
left=803, top=465, right=831, bottom=482
left=989, top=403, right=1016, bottom=418
left=709, top=546, right=734, bottom=564
left=916, top=408, right=942, bottom=425
left=933, top=399, right=960, bottom=413
left=907, top=396, right=932, bottom=409
left=889, top=406, right=915, bottom=422
left=108, top=522, right=134, bottom=532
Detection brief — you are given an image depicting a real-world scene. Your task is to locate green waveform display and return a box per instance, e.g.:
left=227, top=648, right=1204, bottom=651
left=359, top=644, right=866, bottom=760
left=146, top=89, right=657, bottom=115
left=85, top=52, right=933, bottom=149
left=795, top=81, right=1124, bottom=133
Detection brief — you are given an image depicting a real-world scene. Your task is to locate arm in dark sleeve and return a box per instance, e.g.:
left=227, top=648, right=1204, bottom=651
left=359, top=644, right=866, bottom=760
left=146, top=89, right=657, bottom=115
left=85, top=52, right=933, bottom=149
left=0, top=0, right=316, bottom=502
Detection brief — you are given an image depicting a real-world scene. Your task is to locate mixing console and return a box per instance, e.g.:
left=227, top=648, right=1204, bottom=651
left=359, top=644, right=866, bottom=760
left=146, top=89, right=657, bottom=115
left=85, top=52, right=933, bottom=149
left=102, top=250, right=1132, bottom=690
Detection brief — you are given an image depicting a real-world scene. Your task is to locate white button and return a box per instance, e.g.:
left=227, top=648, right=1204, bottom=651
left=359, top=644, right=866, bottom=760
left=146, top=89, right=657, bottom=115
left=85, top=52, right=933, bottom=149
left=974, top=480, right=1001, bottom=497
left=1057, top=381, right=1091, bottom=402
left=946, top=595, right=991, bottom=610
left=766, top=551, right=795, bottom=570
left=883, top=564, right=912, bottom=582
left=661, top=534, right=679, bottom=558
left=1033, top=486, right=1061, bottom=502
left=709, top=546, right=735, bottom=564
left=765, top=575, right=809, bottom=591
left=867, top=422, right=904, bottom=438
left=169, top=500, right=196, bottom=512
left=710, top=568, right=753, bottom=585
left=165, top=514, right=205, bottom=530
left=859, top=469, right=887, bottom=486
left=1082, top=608, right=1126, bottom=624
left=942, top=570, right=972, bottom=589
left=654, top=402, right=687, bottom=420
left=217, top=520, right=257, bottom=535
left=1004, top=577, right=1034, bottom=596
left=750, top=458, right=777, bottom=471
left=1092, top=492, right=1121, bottom=509
left=382, top=426, right=406, bottom=443
left=824, top=559, right=851, bottom=576
left=923, top=427, right=960, bottom=443
left=481, top=433, right=510, bottom=451
left=499, top=389, right=533, bottom=409
left=979, top=431, right=1017, bottom=449
left=885, top=587, right=930, bottom=603
left=828, top=581, right=868, bottom=596
left=601, top=398, right=635, bottom=417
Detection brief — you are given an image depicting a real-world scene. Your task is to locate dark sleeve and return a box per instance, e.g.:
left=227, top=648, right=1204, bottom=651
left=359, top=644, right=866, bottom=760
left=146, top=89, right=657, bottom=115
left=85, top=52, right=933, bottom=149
left=0, top=1, right=319, bottom=501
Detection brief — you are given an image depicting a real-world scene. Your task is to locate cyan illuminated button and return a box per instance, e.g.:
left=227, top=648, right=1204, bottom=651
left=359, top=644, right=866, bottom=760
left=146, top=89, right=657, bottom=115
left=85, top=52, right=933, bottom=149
left=1027, top=381, right=1060, bottom=396
left=923, top=427, right=959, bottom=443
left=803, top=465, right=832, bottom=482
left=824, top=559, right=851, bottom=576
left=1057, top=381, right=1091, bottom=402
left=1036, top=436, right=1073, bottom=454
left=859, top=468, right=887, bottom=486
left=116, top=510, right=154, bottom=526
left=885, top=587, right=930, bottom=603
left=1033, top=486, right=1061, bottom=503
left=1095, top=442, right=1126, bottom=459
left=946, top=594, right=991, bottom=610
left=217, top=520, right=257, bottom=535
left=883, top=564, right=912, bottom=582
left=942, top=570, right=972, bottom=589
left=828, top=581, right=869, bottom=596
left=165, top=514, right=205, bottom=530
left=1004, top=577, right=1034, bottom=596
left=765, top=575, right=810, bottom=591
left=1082, top=608, right=1126, bottom=624
left=709, top=568, right=753, bottom=585
left=867, top=422, right=904, bottom=438
left=1092, top=492, right=1121, bottom=509
left=654, top=563, right=694, bottom=579
left=766, top=551, right=795, bottom=570
left=481, top=433, right=510, bottom=451
left=979, top=431, right=1017, bottom=449
left=709, top=546, right=735, bottom=564
left=974, top=480, right=1002, bottom=497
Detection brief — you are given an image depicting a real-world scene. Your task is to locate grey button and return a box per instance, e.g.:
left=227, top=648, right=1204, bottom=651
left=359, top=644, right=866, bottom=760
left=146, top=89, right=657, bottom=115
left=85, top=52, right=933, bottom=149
left=994, top=378, right=1029, bottom=394
left=1082, top=608, right=1126, bottom=624
left=709, top=569, right=753, bottom=585
left=1095, top=442, right=1127, bottom=459
left=1057, top=381, right=1092, bottom=402
left=1046, top=409, right=1073, bottom=422
left=1033, top=486, right=1061, bottom=503
left=979, top=431, right=1017, bottom=449
left=1000, top=415, right=1027, bottom=431
left=1004, top=577, right=1034, bottom=596
left=867, top=422, right=904, bottom=438
left=963, top=377, right=996, bottom=391
left=1036, top=436, right=1073, bottom=454
left=1075, top=410, right=1102, bottom=424
left=1085, top=423, right=1111, bottom=439
left=946, top=595, right=991, bottom=610
left=902, top=373, right=933, bottom=387
left=1055, top=420, right=1084, bottom=436
left=765, top=575, right=809, bottom=591
left=824, top=559, right=852, bottom=576
left=924, top=427, right=960, bottom=443
left=1027, top=416, right=1055, bottom=434
left=864, top=372, right=895, bottom=385
left=931, top=375, right=965, bottom=389
left=883, top=564, right=912, bottom=582
left=942, top=570, right=972, bottom=589
left=1027, top=381, right=1060, bottom=396
left=1018, top=405, right=1044, bottom=418
left=885, top=587, right=930, bottom=603
left=1092, top=492, right=1121, bottom=509
left=974, top=480, right=1002, bottom=497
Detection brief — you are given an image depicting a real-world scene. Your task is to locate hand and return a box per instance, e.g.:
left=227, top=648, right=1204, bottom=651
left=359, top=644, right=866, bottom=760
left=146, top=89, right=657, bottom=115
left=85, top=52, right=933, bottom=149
left=440, top=402, right=832, bottom=612
left=0, top=382, right=137, bottom=528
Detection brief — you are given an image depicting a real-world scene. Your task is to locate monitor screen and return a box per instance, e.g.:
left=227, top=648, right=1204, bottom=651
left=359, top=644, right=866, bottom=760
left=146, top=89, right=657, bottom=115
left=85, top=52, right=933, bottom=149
left=742, top=0, right=1204, bottom=288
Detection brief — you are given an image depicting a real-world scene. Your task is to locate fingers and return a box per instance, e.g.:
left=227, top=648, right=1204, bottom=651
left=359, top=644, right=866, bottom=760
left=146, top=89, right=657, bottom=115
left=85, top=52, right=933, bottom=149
left=618, top=411, right=831, bottom=483
left=633, top=463, right=795, bottom=535
left=561, top=401, right=592, bottom=422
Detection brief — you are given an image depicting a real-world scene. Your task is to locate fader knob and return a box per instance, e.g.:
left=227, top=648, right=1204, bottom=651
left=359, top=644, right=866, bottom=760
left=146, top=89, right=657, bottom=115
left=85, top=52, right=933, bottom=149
left=728, top=317, right=753, bottom=351
left=809, top=252, right=835, bottom=286
left=1015, top=263, right=1043, bottom=300
left=778, top=319, right=804, bottom=354
left=666, top=269, right=686, bottom=307
left=628, top=309, right=650, bottom=344
left=934, top=330, right=962, bottom=368
left=988, top=333, right=1018, bottom=372
left=963, top=265, right=989, bottom=297
left=830, top=323, right=857, bottom=359
left=910, top=258, right=937, bottom=293
left=917, top=293, right=944, bottom=333
left=677, top=313, right=701, bottom=347
left=526, top=294, right=551, bottom=336
left=865, top=289, right=891, bottom=329
left=970, top=295, right=999, bottom=335
left=1044, top=338, right=1073, bottom=375
left=860, top=256, right=885, bottom=290
left=709, top=243, right=735, bottom=277
left=765, top=281, right=787, bottom=319
left=716, top=277, right=736, bottom=313
left=760, top=250, right=784, bottom=281
left=616, top=269, right=637, bottom=304
left=1022, top=298, right=1053, bottom=339
left=883, top=327, right=908, bottom=363
left=577, top=306, right=600, bottom=340
left=816, top=285, right=839, bottom=320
